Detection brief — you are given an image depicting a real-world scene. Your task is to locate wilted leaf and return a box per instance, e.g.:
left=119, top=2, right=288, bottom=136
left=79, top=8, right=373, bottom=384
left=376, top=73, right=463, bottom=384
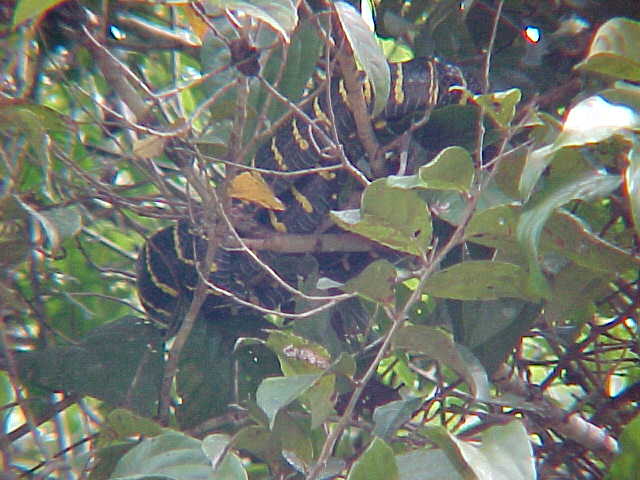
left=229, top=171, right=285, bottom=211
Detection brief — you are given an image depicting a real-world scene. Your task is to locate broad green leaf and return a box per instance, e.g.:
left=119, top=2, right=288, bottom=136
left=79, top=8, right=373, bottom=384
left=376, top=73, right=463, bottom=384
left=465, top=204, right=521, bottom=250
left=393, top=325, right=489, bottom=400
left=422, top=421, right=535, bottom=480
left=12, top=0, right=66, bottom=26
left=388, top=146, right=475, bottom=192
left=272, top=411, right=314, bottom=468
left=345, top=259, right=397, bottom=305
left=545, top=263, right=611, bottom=331
left=476, top=421, right=536, bottom=480
left=422, top=261, right=529, bottom=301
left=474, top=88, right=522, bottom=128
left=301, top=374, right=336, bottom=429
left=335, top=1, right=390, bottom=117
left=627, top=146, right=640, bottom=237
left=576, top=17, right=640, bottom=82
left=257, top=18, right=323, bottom=121
left=202, top=434, right=248, bottom=480
left=256, top=374, right=321, bottom=428
left=208, top=0, right=298, bottom=41
left=517, top=172, right=621, bottom=298
left=176, top=321, right=235, bottom=429
left=111, top=431, right=216, bottom=480
left=606, top=415, right=640, bottom=480
left=98, top=409, right=163, bottom=448
left=456, top=299, right=542, bottom=375
left=397, top=449, right=463, bottom=480
left=519, top=93, right=639, bottom=201
left=267, top=330, right=331, bottom=375
left=372, top=396, right=423, bottom=439
left=331, top=179, right=432, bottom=256
left=541, top=211, right=640, bottom=274
left=0, top=196, right=31, bottom=268
left=347, top=437, right=399, bottom=480
left=17, top=317, right=164, bottom=416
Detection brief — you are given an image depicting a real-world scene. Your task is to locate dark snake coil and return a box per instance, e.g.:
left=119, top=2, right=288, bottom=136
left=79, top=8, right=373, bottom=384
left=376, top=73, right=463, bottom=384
left=137, top=58, right=466, bottom=329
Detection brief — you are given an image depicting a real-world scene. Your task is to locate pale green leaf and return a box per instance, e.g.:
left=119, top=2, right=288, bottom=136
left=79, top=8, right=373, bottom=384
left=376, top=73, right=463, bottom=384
left=331, top=179, right=432, bottom=255
left=576, top=17, right=640, bottom=81
left=347, top=437, right=399, bottom=480
left=256, top=374, right=321, bottom=428
left=394, top=325, right=489, bottom=400
left=422, top=261, right=529, bottom=301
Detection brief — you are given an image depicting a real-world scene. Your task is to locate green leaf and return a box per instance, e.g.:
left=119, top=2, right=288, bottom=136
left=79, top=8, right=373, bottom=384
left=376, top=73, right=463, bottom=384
left=517, top=172, right=621, bottom=298
left=465, top=204, right=521, bottom=250
left=541, top=211, right=640, bottom=274
left=393, top=325, right=489, bottom=400
left=12, top=0, right=66, bottom=26
left=331, top=179, right=432, bottom=256
left=98, top=409, right=163, bottom=448
left=256, top=374, right=321, bottom=428
left=606, top=415, right=640, bottom=480
left=345, top=259, right=397, bottom=305
left=257, top=18, right=323, bottom=121
left=519, top=91, right=639, bottom=201
left=209, top=0, right=298, bottom=41
left=202, top=434, right=248, bottom=480
left=388, top=146, right=475, bottom=193
left=455, top=299, right=542, bottom=375
left=576, top=17, right=640, bottom=82
left=110, top=431, right=217, bottom=480
left=0, top=195, right=31, bottom=269
left=627, top=146, right=640, bottom=237
left=422, top=421, right=535, bottom=480
left=272, top=411, right=314, bottom=469
left=422, top=261, right=529, bottom=301
left=372, top=396, right=423, bottom=439
left=335, top=1, right=390, bottom=117
left=396, top=449, right=463, bottom=480
left=267, top=330, right=331, bottom=375
left=175, top=321, right=235, bottom=429
left=347, top=437, right=399, bottom=480
left=473, top=88, right=522, bottom=127
left=17, top=317, right=164, bottom=416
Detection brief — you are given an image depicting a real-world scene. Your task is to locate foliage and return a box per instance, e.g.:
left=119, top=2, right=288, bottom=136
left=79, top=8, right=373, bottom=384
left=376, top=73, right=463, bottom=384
left=1, top=0, right=639, bottom=479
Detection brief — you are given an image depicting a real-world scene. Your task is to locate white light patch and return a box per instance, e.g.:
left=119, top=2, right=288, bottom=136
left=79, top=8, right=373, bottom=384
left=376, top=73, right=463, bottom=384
left=361, top=0, right=375, bottom=32
left=523, top=25, right=541, bottom=44
left=564, top=96, right=640, bottom=133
